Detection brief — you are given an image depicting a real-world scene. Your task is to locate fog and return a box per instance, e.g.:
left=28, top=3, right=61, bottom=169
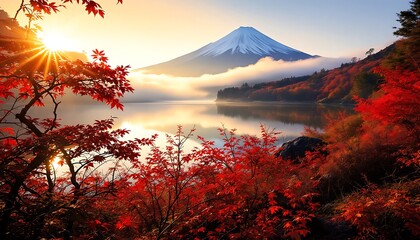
left=124, top=56, right=349, bottom=102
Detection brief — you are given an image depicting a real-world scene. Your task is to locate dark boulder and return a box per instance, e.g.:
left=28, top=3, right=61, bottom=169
left=275, top=136, right=326, bottom=162
left=308, top=216, right=355, bottom=239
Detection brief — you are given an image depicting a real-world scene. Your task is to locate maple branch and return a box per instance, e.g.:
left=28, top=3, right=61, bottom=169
left=0, top=97, right=21, bottom=123
left=45, top=158, right=55, bottom=192
left=21, top=180, right=42, bottom=198
left=15, top=75, right=44, bottom=136
left=0, top=149, right=49, bottom=235
left=14, top=0, right=25, bottom=20
left=45, top=90, right=60, bottom=133
left=224, top=132, right=236, bottom=159
left=60, top=148, right=81, bottom=192
left=156, top=195, right=223, bottom=239
left=15, top=74, right=65, bottom=136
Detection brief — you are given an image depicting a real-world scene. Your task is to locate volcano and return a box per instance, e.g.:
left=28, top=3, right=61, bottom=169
left=139, top=26, right=315, bottom=77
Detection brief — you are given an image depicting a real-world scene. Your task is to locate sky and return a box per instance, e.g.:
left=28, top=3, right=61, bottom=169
left=0, top=0, right=411, bottom=68
left=0, top=0, right=412, bottom=101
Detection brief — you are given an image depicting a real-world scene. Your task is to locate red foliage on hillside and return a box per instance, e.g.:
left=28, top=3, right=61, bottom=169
left=218, top=46, right=394, bottom=103
left=1, top=1, right=419, bottom=239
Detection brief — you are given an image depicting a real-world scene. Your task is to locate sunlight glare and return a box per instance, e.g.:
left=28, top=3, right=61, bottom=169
left=38, top=31, right=75, bottom=52
left=52, top=155, right=63, bottom=168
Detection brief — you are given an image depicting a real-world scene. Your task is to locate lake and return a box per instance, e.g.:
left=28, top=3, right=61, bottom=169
left=42, top=101, right=354, bottom=147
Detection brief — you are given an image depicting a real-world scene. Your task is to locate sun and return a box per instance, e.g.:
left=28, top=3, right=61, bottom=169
left=37, top=31, right=76, bottom=52
left=51, top=155, right=63, bottom=168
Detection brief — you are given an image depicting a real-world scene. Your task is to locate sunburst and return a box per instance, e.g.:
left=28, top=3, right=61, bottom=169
left=51, top=155, right=64, bottom=169
left=2, top=33, right=71, bottom=77
left=37, top=31, right=75, bottom=52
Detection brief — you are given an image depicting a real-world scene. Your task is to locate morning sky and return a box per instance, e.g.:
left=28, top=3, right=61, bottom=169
left=0, top=0, right=411, bottom=68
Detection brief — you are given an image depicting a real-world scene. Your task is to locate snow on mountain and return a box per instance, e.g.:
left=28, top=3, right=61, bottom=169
left=139, top=26, right=315, bottom=77
left=198, top=26, right=299, bottom=56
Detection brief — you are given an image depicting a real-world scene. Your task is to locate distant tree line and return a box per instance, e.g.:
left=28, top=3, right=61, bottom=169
left=216, top=46, right=396, bottom=104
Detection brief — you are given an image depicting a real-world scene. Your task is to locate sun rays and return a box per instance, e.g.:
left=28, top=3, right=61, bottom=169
left=37, top=31, right=76, bottom=52
left=0, top=29, right=81, bottom=78
left=0, top=36, right=69, bottom=79
left=15, top=44, right=66, bottom=77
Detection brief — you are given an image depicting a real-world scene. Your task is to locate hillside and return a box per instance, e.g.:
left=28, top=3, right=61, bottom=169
left=217, top=44, right=396, bottom=104
left=139, top=27, right=314, bottom=77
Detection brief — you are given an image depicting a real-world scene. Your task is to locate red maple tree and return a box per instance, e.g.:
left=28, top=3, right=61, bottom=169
left=0, top=1, right=147, bottom=239
left=1, top=1, right=419, bottom=239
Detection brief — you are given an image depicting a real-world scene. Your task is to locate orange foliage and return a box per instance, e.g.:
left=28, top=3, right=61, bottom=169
left=356, top=67, right=420, bottom=167
left=335, top=181, right=420, bottom=239
left=96, top=126, right=322, bottom=239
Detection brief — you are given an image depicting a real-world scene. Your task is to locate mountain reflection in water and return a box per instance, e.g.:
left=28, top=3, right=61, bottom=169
left=216, top=102, right=354, bottom=129
left=34, top=101, right=354, bottom=145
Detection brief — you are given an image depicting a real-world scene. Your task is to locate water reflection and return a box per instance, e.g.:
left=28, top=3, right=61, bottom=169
left=23, top=101, right=355, bottom=174
left=44, top=101, right=354, bottom=145
left=216, top=102, right=354, bottom=129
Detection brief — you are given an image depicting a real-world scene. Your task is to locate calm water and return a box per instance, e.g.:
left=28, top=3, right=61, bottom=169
left=37, top=101, right=354, bottom=147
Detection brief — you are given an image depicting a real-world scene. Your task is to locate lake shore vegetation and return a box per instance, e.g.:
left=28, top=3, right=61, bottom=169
left=0, top=0, right=418, bottom=239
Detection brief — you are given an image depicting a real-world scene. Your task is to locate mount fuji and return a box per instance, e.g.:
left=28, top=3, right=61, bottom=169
left=138, top=27, right=316, bottom=77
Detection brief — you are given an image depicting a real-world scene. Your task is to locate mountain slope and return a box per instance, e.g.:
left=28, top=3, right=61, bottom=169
left=217, top=44, right=396, bottom=104
left=139, top=27, right=314, bottom=77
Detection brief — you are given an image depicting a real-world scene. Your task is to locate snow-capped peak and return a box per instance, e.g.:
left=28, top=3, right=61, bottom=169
left=140, top=26, right=314, bottom=77
left=198, top=26, right=301, bottom=56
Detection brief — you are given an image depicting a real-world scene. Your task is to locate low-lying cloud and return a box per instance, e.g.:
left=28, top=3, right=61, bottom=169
left=124, top=56, right=350, bottom=102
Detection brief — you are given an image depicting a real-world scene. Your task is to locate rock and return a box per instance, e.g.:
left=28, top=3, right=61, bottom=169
left=308, top=216, right=355, bottom=239
left=275, top=136, right=325, bottom=162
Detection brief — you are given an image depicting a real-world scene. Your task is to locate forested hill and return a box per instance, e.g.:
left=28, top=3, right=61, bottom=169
left=216, top=44, right=395, bottom=104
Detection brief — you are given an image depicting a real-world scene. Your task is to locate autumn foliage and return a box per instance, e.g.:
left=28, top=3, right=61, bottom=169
left=335, top=181, right=420, bottom=239
left=217, top=46, right=390, bottom=104
left=88, top=126, right=321, bottom=239
left=1, top=0, right=420, bottom=239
